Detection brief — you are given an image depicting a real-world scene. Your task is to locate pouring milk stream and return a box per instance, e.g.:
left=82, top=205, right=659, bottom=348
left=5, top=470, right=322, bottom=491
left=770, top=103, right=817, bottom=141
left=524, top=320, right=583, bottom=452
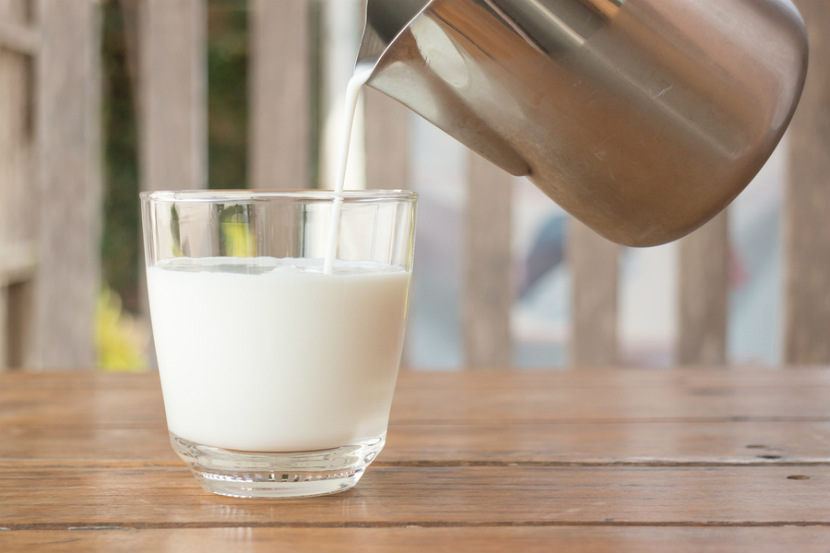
left=324, top=63, right=374, bottom=274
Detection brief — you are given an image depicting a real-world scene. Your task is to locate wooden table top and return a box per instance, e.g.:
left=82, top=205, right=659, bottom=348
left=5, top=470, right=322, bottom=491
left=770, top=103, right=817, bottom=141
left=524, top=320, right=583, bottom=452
left=1, top=368, right=828, bottom=552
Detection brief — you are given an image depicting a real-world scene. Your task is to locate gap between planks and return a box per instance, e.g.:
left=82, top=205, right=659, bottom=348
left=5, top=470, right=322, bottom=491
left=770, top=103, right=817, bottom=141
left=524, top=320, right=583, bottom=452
left=3, top=520, right=830, bottom=532
left=1, top=459, right=828, bottom=470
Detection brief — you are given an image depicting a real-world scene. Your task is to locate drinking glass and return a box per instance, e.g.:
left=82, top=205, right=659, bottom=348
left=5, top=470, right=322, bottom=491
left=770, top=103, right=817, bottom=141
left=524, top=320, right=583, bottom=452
left=141, top=190, right=417, bottom=498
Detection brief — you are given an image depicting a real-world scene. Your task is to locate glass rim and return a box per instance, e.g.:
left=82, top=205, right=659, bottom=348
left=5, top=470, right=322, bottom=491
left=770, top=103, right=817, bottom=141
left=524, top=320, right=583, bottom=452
left=140, top=189, right=417, bottom=203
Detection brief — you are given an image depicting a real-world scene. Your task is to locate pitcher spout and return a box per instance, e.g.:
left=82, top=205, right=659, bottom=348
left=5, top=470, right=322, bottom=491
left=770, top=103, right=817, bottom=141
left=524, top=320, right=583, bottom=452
left=357, top=0, right=532, bottom=177
left=358, top=0, right=429, bottom=66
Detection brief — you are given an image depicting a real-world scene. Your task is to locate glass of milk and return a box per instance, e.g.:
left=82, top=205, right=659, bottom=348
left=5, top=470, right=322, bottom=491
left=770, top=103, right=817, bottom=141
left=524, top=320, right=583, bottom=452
left=140, top=190, right=417, bottom=498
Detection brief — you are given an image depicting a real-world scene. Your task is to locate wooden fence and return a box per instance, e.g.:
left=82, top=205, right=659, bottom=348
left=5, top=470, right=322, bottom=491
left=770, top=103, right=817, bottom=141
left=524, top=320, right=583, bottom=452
left=1, top=0, right=100, bottom=370
left=0, top=0, right=828, bottom=371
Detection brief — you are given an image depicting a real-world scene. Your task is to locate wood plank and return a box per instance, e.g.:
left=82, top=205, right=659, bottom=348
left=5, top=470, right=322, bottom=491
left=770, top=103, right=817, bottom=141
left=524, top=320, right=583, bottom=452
left=1, top=367, right=825, bottom=390
left=0, top=465, right=827, bottom=527
left=138, top=0, right=207, bottom=192
left=2, top=527, right=829, bottom=553
left=1, top=371, right=828, bottom=547
left=677, top=211, right=729, bottom=365
left=0, top=288, right=6, bottom=368
left=0, top=1, right=33, bottom=23
left=464, top=154, right=512, bottom=368
left=785, top=0, right=830, bottom=364
left=0, top=243, right=37, bottom=286
left=249, top=0, right=310, bottom=190
left=390, top=378, right=830, bottom=423
left=383, top=420, right=830, bottom=466
left=569, top=220, right=619, bottom=366
left=1, top=367, right=826, bottom=393
left=2, top=419, right=827, bottom=467
left=136, top=0, right=206, bottom=367
left=364, top=88, right=409, bottom=191
left=0, top=1, right=36, bottom=372
left=31, top=0, right=102, bottom=369
left=2, top=370, right=828, bottom=425
left=1, top=372, right=827, bottom=464
left=5, top=280, right=34, bottom=369
left=0, top=20, right=37, bottom=55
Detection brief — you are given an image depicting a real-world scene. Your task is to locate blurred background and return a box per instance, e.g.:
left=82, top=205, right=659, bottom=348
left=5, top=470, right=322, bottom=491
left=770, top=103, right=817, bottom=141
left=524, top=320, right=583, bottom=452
left=0, top=0, right=826, bottom=372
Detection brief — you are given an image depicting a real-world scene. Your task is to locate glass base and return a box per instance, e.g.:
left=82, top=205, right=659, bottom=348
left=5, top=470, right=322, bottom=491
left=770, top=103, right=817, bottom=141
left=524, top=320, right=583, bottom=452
left=170, top=432, right=385, bottom=498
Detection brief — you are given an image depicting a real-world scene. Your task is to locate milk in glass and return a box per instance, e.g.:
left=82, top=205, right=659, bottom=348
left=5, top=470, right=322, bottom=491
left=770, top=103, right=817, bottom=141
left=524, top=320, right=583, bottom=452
left=147, top=256, right=409, bottom=452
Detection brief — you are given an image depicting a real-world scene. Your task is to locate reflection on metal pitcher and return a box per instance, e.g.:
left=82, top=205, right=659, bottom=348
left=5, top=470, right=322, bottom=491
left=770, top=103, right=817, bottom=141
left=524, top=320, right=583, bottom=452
left=359, top=0, right=808, bottom=246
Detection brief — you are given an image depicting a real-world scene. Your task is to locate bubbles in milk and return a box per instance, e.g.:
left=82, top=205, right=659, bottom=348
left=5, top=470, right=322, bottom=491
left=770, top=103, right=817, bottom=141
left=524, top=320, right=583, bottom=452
left=323, top=63, right=375, bottom=274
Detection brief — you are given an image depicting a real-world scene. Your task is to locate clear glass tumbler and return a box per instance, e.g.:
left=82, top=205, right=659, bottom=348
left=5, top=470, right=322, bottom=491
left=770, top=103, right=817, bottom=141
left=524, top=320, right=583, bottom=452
left=140, top=190, right=417, bottom=498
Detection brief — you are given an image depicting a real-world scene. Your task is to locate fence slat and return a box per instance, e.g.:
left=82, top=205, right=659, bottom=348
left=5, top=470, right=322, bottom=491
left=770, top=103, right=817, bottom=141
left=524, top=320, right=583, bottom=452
left=364, top=89, right=409, bottom=190
left=0, top=0, right=36, bottom=371
left=0, top=244, right=37, bottom=287
left=464, top=154, right=512, bottom=368
left=785, top=0, right=830, bottom=365
left=0, top=20, right=38, bottom=55
left=139, top=0, right=206, bottom=192
left=32, top=0, right=101, bottom=369
left=677, top=212, right=729, bottom=365
left=569, top=221, right=619, bottom=367
left=249, top=0, right=310, bottom=190
left=0, top=288, right=6, bottom=368
left=364, top=88, right=410, bottom=366
left=7, top=279, right=33, bottom=368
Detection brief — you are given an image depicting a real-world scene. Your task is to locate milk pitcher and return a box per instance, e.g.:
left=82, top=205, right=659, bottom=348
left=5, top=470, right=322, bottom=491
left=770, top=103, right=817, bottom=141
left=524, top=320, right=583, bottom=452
left=358, top=0, right=808, bottom=246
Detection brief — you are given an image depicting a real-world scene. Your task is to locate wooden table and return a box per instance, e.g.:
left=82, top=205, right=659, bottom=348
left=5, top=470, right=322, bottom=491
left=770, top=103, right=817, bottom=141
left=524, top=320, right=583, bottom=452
left=1, top=368, right=828, bottom=552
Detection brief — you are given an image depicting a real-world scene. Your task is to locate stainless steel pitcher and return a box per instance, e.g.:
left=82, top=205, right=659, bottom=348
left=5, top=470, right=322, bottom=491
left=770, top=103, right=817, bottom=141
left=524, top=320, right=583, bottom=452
left=358, top=0, right=808, bottom=246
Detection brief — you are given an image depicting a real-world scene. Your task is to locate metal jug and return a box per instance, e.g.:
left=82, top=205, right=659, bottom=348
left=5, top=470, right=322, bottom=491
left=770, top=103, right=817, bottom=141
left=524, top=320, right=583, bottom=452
left=358, top=0, right=808, bottom=246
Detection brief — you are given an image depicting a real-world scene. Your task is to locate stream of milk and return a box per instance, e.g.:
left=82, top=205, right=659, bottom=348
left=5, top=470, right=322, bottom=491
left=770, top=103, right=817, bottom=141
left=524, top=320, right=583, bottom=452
left=323, top=62, right=374, bottom=274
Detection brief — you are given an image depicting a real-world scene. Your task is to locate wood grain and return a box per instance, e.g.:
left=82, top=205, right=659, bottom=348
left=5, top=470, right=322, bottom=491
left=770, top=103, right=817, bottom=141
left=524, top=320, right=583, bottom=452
left=390, top=375, right=829, bottom=422
left=383, top=420, right=830, bottom=466
left=0, top=243, right=37, bottom=288
left=0, top=288, right=6, bottom=369
left=569, top=220, right=620, bottom=367
left=1, top=371, right=827, bottom=465
left=249, top=0, right=310, bottom=190
left=31, top=0, right=101, bottom=369
left=0, top=19, right=37, bottom=56
left=1, top=243, right=36, bottom=367
left=464, top=154, right=513, bottom=368
left=1, top=370, right=827, bottom=550
left=785, top=0, right=830, bottom=365
left=5, top=280, right=33, bottom=369
left=2, top=370, right=828, bottom=425
left=1, top=527, right=829, bottom=553
left=2, top=420, right=826, bottom=466
left=138, top=0, right=207, bottom=192
left=0, top=0, right=36, bottom=371
left=677, top=212, right=729, bottom=365
left=0, top=464, right=827, bottom=527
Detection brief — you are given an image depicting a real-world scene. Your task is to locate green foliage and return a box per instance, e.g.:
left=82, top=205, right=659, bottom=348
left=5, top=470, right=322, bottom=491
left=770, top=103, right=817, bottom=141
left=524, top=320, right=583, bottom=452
left=208, top=0, right=249, bottom=190
left=99, top=0, right=252, bottom=370
left=101, top=0, right=251, bottom=314
left=101, top=0, right=141, bottom=312
left=96, top=287, right=149, bottom=372
left=219, top=205, right=257, bottom=257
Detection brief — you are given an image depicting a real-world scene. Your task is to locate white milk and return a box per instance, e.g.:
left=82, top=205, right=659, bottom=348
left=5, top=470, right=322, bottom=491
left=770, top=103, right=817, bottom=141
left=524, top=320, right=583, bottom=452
left=324, top=63, right=375, bottom=274
left=147, top=256, right=410, bottom=452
